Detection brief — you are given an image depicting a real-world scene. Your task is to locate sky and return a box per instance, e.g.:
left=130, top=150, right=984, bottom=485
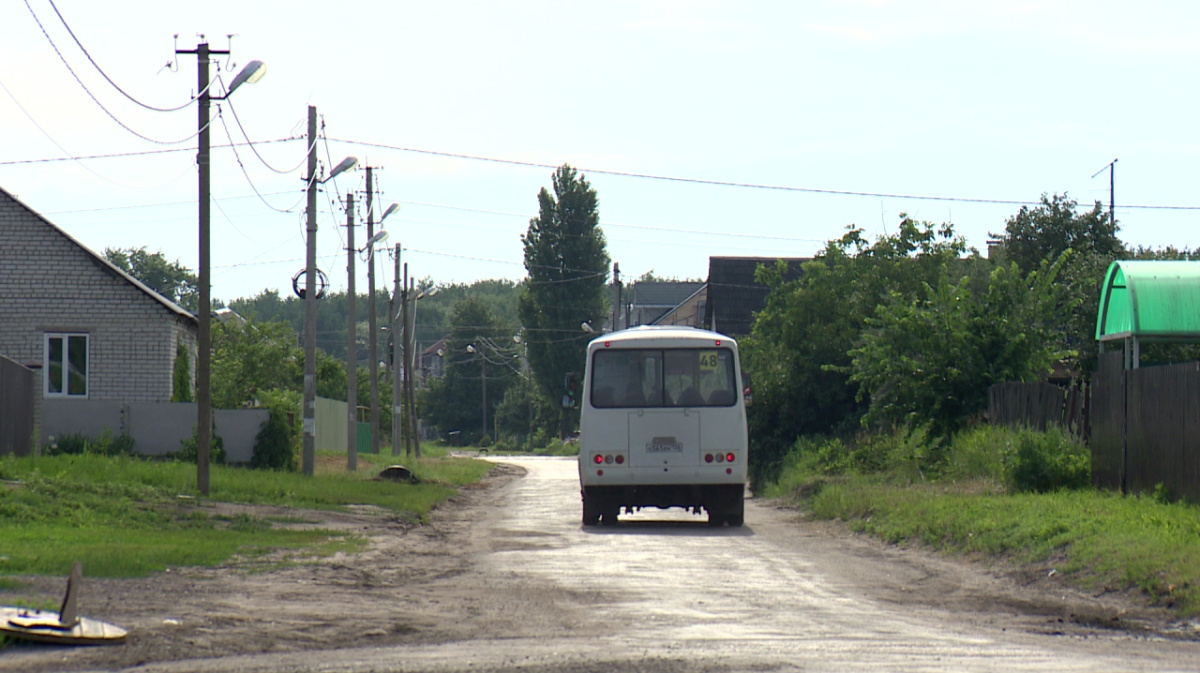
left=3, top=1, right=1199, bottom=303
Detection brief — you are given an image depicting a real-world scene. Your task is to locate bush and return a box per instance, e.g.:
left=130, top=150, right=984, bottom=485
left=177, top=426, right=226, bottom=465
left=251, top=409, right=296, bottom=471
left=1003, top=426, right=1090, bottom=494
left=943, top=423, right=1009, bottom=483
left=44, top=432, right=89, bottom=456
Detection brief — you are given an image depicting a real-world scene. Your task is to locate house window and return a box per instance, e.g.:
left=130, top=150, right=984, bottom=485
left=45, top=333, right=89, bottom=398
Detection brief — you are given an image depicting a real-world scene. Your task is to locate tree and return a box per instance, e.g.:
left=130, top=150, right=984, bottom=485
left=992, top=193, right=1122, bottom=274
left=210, top=319, right=302, bottom=409
left=420, top=297, right=517, bottom=444
left=847, top=254, right=1074, bottom=443
left=742, top=217, right=966, bottom=485
left=993, top=194, right=1126, bottom=377
left=518, top=165, right=610, bottom=436
left=104, top=247, right=200, bottom=312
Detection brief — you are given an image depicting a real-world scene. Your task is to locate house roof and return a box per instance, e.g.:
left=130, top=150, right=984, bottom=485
left=1, top=186, right=197, bottom=326
left=1096, top=260, right=1200, bottom=342
left=629, top=281, right=705, bottom=307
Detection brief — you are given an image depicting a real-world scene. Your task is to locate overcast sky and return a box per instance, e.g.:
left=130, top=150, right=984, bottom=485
left=3, top=1, right=1198, bottom=303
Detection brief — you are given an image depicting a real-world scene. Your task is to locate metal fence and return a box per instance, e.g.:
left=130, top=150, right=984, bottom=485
left=1089, top=353, right=1200, bottom=501
left=0, top=355, right=34, bottom=456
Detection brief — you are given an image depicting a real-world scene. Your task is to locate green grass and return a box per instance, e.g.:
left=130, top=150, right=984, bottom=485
left=766, top=426, right=1200, bottom=616
left=0, top=450, right=493, bottom=581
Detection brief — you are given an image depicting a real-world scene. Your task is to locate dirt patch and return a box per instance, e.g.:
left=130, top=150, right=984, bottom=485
left=2, top=462, right=1197, bottom=672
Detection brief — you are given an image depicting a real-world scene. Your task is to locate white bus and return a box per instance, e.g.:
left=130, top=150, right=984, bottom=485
left=578, top=326, right=748, bottom=526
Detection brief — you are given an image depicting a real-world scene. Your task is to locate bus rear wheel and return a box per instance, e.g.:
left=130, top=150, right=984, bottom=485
left=582, top=491, right=601, bottom=526
left=727, top=498, right=745, bottom=527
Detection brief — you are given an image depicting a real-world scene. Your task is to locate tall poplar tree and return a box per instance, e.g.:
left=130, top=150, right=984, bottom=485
left=518, top=165, right=610, bottom=435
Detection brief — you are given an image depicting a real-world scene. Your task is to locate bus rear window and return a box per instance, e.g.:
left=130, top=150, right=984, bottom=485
left=590, top=348, right=737, bottom=408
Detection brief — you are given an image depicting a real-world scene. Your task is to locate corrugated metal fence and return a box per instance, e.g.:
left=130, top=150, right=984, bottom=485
left=0, top=355, right=34, bottom=456
left=1090, top=353, right=1200, bottom=501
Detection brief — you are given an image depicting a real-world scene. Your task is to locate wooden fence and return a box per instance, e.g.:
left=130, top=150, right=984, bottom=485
left=987, top=380, right=1087, bottom=436
left=1090, top=354, right=1200, bottom=501
left=0, top=355, right=34, bottom=456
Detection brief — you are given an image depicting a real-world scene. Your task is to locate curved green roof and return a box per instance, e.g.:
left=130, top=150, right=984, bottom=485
left=1096, top=260, right=1200, bottom=342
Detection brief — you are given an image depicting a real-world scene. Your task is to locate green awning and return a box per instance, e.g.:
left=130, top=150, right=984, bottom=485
left=1096, top=260, right=1200, bottom=342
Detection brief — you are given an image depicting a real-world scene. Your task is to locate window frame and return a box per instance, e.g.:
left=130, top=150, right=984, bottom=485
left=44, top=332, right=90, bottom=399
left=589, top=346, right=738, bottom=409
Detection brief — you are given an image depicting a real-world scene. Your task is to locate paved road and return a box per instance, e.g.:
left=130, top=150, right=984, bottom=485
left=54, top=457, right=1200, bottom=672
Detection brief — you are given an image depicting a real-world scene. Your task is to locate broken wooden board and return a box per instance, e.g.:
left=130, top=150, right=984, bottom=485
left=0, top=561, right=126, bottom=645
left=0, top=606, right=127, bottom=645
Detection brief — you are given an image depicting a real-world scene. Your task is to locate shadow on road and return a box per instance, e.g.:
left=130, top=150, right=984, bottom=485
left=581, top=519, right=755, bottom=537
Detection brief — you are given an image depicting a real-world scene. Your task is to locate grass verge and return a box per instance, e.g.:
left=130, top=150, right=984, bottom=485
left=762, top=425, right=1200, bottom=617
left=0, top=449, right=492, bottom=580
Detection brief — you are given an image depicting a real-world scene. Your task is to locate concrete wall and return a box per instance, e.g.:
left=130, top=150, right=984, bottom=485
left=316, top=396, right=348, bottom=452
left=41, top=399, right=267, bottom=464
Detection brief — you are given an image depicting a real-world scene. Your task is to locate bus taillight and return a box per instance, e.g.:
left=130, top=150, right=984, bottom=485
left=726, top=453, right=736, bottom=463
left=615, top=454, right=625, bottom=465
left=593, top=454, right=604, bottom=465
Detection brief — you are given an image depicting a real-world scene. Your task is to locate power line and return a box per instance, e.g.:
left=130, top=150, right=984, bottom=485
left=0, top=138, right=299, bottom=166
left=0, top=76, right=131, bottom=187
left=222, top=91, right=310, bottom=174
left=215, top=103, right=304, bottom=213
left=24, top=0, right=205, bottom=145
left=328, top=137, right=1200, bottom=212
left=45, top=0, right=193, bottom=113
left=7, top=130, right=1200, bottom=212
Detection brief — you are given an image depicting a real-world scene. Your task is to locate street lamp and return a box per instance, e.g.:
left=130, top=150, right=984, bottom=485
left=179, top=41, right=264, bottom=495
left=300, top=143, right=358, bottom=476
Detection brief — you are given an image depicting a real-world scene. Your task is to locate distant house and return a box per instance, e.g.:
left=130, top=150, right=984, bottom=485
left=651, top=284, right=707, bottom=328
left=0, top=186, right=198, bottom=448
left=620, top=281, right=706, bottom=329
left=703, top=256, right=808, bottom=336
left=420, top=337, right=447, bottom=381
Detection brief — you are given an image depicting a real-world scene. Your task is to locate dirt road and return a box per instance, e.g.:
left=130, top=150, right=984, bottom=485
left=4, top=456, right=1200, bottom=672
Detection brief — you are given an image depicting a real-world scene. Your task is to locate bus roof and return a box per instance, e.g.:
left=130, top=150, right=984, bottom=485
left=587, top=325, right=737, bottom=350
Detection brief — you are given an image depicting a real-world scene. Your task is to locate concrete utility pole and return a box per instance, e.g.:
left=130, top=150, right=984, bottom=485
left=613, top=262, right=622, bottom=331
left=366, top=168, right=380, bottom=457
left=391, top=244, right=402, bottom=456
left=401, top=265, right=412, bottom=456
left=407, top=277, right=422, bottom=458
left=302, top=105, right=319, bottom=476
left=177, top=42, right=264, bottom=493
left=345, top=192, right=358, bottom=472
left=193, top=42, right=217, bottom=495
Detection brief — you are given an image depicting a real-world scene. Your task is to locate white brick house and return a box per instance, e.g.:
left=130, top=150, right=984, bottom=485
left=0, top=186, right=197, bottom=440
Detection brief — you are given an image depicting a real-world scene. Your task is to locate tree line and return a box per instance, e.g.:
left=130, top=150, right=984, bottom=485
left=109, top=181, right=1199, bottom=465
left=743, top=193, right=1199, bottom=487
